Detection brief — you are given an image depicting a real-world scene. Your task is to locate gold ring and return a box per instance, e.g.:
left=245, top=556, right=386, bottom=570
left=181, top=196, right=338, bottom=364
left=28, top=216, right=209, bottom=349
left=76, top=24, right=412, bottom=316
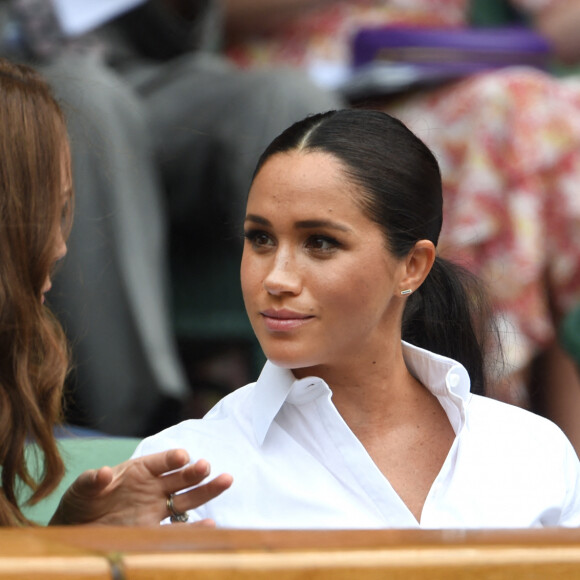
left=166, top=493, right=189, bottom=523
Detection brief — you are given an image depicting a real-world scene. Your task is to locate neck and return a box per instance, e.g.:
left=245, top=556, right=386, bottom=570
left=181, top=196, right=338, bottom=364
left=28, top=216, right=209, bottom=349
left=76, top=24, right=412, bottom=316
left=293, top=341, right=424, bottom=427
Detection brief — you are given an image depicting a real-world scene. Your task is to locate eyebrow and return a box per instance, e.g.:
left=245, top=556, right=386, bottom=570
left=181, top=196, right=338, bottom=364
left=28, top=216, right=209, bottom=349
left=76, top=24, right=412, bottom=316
left=244, top=214, right=350, bottom=232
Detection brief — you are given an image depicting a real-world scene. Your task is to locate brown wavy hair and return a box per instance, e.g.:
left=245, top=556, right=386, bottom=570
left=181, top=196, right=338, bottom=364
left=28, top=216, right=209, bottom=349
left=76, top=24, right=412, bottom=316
left=0, top=58, right=73, bottom=525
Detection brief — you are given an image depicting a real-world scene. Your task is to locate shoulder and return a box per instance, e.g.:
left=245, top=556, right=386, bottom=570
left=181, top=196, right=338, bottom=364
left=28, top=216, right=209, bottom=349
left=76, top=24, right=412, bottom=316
left=468, top=393, right=562, bottom=430
left=468, top=394, right=565, bottom=435
left=133, top=383, right=257, bottom=458
left=466, top=394, right=576, bottom=460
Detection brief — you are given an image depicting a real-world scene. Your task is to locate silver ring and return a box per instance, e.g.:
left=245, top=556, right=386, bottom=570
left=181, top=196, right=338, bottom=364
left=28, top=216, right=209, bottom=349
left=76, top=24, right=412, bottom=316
left=166, top=493, right=189, bottom=523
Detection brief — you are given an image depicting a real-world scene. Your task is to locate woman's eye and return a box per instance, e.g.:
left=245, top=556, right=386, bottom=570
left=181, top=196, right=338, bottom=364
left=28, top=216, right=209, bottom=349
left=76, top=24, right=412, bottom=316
left=244, top=230, right=274, bottom=249
left=305, top=235, right=340, bottom=252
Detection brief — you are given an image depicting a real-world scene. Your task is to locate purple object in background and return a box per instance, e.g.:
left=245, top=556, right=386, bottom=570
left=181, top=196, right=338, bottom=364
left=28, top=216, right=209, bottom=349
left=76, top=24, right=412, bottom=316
left=343, top=26, right=551, bottom=100
left=352, top=26, right=551, bottom=70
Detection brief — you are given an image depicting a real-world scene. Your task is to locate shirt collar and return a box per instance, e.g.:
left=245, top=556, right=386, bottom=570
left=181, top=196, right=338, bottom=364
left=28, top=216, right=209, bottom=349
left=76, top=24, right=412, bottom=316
left=401, top=341, right=471, bottom=401
left=252, top=341, right=471, bottom=445
left=252, top=361, right=296, bottom=446
left=401, top=341, right=471, bottom=433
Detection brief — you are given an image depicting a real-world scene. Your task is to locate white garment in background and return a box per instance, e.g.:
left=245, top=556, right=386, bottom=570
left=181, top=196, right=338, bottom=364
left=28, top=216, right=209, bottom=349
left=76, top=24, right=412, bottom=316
left=52, top=0, right=145, bottom=35
left=133, top=341, right=580, bottom=528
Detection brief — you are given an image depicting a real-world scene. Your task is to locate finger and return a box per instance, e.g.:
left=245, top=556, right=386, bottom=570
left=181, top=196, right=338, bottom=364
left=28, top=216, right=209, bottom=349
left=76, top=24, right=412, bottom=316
left=186, top=458, right=211, bottom=479
left=172, top=473, right=233, bottom=513
left=139, top=449, right=191, bottom=477
left=160, top=458, right=212, bottom=492
left=69, top=467, right=105, bottom=492
left=70, top=468, right=98, bottom=490
left=63, top=467, right=115, bottom=504
left=190, top=518, right=217, bottom=528
left=93, top=466, right=115, bottom=489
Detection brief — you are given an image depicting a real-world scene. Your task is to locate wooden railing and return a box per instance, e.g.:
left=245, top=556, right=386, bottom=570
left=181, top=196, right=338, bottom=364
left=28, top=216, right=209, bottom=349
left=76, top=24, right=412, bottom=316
left=2, top=526, right=580, bottom=579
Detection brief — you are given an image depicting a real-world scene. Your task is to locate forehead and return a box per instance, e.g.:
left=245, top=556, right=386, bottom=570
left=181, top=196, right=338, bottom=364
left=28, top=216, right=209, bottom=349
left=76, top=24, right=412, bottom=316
left=248, top=151, right=362, bottom=212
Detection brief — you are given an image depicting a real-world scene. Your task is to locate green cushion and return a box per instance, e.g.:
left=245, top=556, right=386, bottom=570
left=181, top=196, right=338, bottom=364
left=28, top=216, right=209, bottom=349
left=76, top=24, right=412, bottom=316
left=20, top=436, right=140, bottom=526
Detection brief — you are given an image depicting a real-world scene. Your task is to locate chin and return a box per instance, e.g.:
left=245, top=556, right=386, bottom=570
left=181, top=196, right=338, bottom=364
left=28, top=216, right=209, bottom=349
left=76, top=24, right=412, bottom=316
left=256, top=333, right=322, bottom=369
left=262, top=350, right=317, bottom=371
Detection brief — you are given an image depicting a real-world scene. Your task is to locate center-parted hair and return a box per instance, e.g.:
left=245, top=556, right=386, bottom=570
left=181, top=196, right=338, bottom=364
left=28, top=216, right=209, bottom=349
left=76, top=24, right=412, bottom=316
left=253, top=109, right=492, bottom=395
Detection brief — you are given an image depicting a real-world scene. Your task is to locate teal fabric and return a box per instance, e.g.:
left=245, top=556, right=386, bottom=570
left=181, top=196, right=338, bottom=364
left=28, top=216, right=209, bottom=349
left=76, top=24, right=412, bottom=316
left=469, top=0, right=527, bottom=27
left=560, top=304, right=580, bottom=369
left=20, top=436, right=140, bottom=526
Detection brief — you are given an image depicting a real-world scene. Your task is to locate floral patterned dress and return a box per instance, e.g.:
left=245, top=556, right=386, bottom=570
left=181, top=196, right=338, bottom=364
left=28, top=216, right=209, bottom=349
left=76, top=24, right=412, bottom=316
left=227, top=0, right=580, bottom=407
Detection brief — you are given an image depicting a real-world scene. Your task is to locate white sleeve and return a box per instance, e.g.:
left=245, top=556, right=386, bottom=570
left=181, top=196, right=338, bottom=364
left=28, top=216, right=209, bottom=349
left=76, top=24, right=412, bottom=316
left=559, top=436, right=580, bottom=526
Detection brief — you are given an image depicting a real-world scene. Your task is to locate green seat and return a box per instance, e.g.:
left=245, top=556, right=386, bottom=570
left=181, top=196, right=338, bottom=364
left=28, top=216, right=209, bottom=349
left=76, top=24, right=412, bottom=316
left=20, top=436, right=140, bottom=526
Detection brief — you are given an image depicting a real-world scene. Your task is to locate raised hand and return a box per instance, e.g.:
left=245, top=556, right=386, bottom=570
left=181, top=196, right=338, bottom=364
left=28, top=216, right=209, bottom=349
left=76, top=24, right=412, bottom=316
left=49, top=449, right=233, bottom=526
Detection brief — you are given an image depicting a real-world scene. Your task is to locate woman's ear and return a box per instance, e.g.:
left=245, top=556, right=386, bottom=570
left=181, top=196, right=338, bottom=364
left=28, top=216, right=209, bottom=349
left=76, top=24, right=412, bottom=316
left=398, top=240, right=436, bottom=296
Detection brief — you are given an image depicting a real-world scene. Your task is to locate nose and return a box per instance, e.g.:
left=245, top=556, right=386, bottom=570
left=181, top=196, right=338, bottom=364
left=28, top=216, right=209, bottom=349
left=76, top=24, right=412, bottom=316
left=54, top=230, right=67, bottom=262
left=263, top=250, right=301, bottom=296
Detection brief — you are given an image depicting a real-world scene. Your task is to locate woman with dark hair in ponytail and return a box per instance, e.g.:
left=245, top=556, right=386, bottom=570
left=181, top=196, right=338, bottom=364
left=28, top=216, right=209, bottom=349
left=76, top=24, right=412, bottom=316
left=134, top=109, right=580, bottom=528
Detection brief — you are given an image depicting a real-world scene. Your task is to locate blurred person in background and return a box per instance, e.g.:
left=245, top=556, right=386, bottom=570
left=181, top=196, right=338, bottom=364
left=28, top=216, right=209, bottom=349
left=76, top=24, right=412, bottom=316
left=0, top=0, right=343, bottom=436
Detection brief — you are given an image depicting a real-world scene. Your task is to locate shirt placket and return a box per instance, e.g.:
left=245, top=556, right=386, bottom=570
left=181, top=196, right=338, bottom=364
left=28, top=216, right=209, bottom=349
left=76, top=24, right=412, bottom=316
left=311, top=390, right=420, bottom=527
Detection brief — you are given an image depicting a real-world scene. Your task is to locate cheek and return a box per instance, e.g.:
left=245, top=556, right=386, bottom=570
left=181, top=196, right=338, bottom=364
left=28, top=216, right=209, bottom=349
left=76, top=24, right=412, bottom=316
left=316, top=265, right=373, bottom=311
left=320, top=262, right=394, bottom=322
left=240, top=252, right=260, bottom=301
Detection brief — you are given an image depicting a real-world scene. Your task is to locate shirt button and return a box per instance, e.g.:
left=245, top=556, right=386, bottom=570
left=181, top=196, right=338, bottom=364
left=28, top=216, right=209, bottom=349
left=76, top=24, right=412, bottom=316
left=448, top=373, right=460, bottom=388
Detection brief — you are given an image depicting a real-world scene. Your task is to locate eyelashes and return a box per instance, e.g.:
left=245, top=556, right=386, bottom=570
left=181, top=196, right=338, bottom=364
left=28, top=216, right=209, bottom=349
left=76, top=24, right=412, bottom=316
left=304, top=234, right=341, bottom=252
left=244, top=229, right=342, bottom=255
left=244, top=229, right=273, bottom=248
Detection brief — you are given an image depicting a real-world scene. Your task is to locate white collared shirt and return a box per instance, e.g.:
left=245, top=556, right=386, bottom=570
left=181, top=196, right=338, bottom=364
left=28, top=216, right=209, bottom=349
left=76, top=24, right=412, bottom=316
left=133, top=342, right=580, bottom=528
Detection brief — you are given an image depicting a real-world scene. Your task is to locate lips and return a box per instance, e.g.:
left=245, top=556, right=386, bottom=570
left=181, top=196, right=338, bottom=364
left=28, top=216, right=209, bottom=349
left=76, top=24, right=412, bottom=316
left=260, top=308, right=314, bottom=332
